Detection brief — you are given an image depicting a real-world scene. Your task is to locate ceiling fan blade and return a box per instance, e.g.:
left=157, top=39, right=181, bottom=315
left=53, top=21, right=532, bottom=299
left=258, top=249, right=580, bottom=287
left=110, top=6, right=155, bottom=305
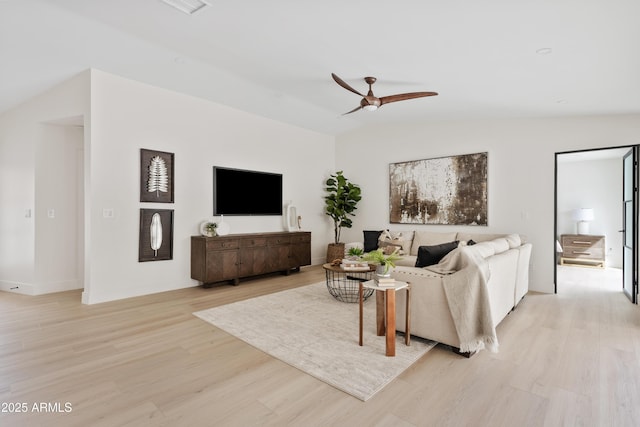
left=379, top=91, right=438, bottom=106
left=332, top=73, right=366, bottom=97
left=342, top=105, right=363, bottom=115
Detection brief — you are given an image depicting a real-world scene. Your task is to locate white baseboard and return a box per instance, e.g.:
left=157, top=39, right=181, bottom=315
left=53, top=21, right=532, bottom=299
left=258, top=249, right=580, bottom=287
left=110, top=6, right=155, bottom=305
left=0, top=279, right=81, bottom=296
left=0, top=280, right=36, bottom=295
left=36, top=279, right=82, bottom=294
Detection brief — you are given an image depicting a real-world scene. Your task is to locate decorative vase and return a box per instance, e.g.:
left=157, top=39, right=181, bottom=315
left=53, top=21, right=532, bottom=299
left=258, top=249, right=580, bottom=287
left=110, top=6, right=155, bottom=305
left=216, top=215, right=231, bottom=236
left=376, top=264, right=390, bottom=277
left=285, top=201, right=299, bottom=231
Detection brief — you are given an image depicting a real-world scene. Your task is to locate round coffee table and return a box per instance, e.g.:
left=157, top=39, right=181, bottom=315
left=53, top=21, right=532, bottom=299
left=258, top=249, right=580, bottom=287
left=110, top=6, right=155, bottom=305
left=322, top=263, right=376, bottom=303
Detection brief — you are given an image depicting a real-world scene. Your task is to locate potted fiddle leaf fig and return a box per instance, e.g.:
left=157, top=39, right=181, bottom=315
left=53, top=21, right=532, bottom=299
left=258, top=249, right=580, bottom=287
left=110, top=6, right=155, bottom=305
left=324, top=171, right=362, bottom=262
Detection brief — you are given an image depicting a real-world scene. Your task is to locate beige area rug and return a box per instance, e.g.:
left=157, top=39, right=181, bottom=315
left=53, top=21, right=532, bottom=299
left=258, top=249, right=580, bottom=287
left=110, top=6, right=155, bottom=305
left=193, top=281, right=436, bottom=401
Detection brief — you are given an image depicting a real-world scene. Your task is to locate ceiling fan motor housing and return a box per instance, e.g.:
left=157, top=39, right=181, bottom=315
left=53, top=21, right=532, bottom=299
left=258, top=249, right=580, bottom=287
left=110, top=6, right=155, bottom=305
left=361, top=97, right=381, bottom=109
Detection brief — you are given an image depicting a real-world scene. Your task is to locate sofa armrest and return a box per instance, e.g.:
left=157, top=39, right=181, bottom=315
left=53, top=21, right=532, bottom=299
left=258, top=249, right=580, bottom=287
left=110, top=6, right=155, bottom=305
left=514, top=243, right=532, bottom=305
left=390, top=266, right=460, bottom=347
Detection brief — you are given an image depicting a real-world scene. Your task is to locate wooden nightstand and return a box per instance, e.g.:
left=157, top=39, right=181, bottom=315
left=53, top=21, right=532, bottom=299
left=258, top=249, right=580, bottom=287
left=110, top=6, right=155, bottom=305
left=560, top=234, right=605, bottom=268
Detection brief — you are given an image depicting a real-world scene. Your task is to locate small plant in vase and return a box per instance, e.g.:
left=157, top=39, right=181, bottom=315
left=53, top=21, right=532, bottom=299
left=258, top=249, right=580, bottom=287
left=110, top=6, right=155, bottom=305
left=346, top=247, right=364, bottom=260
left=361, top=248, right=402, bottom=277
left=204, top=222, right=218, bottom=237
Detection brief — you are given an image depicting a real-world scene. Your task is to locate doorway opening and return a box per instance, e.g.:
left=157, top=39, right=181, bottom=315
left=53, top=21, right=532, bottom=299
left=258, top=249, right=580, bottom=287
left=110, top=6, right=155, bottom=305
left=39, top=115, right=86, bottom=297
left=554, top=145, right=638, bottom=304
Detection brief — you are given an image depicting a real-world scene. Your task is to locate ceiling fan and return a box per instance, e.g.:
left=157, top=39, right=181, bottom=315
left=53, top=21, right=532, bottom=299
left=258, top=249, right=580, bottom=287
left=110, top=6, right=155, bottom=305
left=331, top=73, right=438, bottom=115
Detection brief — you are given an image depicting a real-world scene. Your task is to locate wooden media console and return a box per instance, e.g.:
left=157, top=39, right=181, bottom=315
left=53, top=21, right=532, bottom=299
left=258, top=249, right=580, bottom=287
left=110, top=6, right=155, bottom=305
left=191, top=231, right=311, bottom=287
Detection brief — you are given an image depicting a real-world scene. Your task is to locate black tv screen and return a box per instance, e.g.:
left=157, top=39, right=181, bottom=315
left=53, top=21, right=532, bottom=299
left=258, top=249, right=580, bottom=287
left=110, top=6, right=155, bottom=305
left=213, top=167, right=283, bottom=216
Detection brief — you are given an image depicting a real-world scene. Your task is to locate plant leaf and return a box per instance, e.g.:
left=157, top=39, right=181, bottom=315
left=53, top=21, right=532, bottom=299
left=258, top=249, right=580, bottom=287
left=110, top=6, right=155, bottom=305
left=147, top=156, right=169, bottom=196
left=150, top=213, right=163, bottom=256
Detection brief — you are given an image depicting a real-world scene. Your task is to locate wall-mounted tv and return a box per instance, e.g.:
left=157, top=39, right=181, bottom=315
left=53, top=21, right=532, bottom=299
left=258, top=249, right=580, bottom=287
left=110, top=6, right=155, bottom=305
left=213, top=166, right=283, bottom=216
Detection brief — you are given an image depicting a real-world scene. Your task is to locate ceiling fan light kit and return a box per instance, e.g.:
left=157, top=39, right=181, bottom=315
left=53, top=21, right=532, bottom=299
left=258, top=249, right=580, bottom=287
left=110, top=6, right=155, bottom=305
left=331, top=73, right=438, bottom=115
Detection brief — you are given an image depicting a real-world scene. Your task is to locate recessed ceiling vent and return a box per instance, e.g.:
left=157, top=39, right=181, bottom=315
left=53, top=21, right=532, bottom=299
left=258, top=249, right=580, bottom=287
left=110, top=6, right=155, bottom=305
left=160, top=0, right=210, bottom=15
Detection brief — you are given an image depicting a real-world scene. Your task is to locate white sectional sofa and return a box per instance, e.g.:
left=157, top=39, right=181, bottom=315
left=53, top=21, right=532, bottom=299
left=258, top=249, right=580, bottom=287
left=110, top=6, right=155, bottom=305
left=365, top=230, right=532, bottom=355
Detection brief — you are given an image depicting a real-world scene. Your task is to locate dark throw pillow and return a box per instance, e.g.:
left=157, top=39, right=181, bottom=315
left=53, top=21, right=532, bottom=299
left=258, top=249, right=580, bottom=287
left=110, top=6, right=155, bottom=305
left=363, top=230, right=383, bottom=252
left=415, top=241, right=459, bottom=268
left=467, top=239, right=477, bottom=246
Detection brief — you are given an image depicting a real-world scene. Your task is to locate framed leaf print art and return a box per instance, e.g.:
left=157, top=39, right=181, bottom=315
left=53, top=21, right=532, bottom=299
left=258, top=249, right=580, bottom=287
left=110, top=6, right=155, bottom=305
left=140, top=149, right=174, bottom=203
left=139, top=209, right=174, bottom=262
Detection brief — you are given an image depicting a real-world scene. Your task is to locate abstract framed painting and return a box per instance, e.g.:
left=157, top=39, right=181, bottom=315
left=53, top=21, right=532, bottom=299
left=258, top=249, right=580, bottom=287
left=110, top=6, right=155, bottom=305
left=139, top=209, right=174, bottom=262
left=140, top=149, right=174, bottom=203
left=389, top=152, right=488, bottom=225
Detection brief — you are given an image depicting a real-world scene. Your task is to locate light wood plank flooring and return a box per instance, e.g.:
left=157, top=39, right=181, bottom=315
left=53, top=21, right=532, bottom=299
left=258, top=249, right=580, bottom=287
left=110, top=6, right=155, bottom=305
left=1, top=265, right=639, bottom=426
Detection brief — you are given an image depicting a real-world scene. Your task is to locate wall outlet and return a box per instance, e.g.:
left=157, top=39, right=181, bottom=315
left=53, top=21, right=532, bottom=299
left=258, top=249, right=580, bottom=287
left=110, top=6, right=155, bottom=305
left=47, top=208, right=55, bottom=219
left=103, top=208, right=115, bottom=219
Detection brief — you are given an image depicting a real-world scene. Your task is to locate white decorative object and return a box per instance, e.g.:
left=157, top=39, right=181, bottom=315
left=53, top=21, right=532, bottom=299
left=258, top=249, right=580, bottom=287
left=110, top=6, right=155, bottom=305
left=216, top=214, right=230, bottom=236
left=573, top=208, right=594, bottom=235
left=150, top=213, right=163, bottom=256
left=147, top=156, right=168, bottom=197
left=285, top=201, right=299, bottom=231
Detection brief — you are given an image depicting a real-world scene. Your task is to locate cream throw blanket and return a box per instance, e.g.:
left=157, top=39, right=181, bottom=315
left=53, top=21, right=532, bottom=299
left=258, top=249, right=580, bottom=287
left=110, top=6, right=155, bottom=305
left=425, top=246, right=498, bottom=353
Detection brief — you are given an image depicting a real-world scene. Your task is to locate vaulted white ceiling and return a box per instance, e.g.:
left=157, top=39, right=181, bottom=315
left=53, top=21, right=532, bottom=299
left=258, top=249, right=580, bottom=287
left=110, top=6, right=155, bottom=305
left=2, top=0, right=640, bottom=135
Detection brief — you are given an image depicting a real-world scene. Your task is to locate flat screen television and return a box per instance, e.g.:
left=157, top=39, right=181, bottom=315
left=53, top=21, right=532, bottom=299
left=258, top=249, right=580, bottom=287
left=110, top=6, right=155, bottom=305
left=213, top=166, right=283, bottom=216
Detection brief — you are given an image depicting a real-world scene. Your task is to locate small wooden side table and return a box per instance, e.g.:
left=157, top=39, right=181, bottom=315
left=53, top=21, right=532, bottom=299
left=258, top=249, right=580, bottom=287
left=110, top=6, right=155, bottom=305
left=359, top=280, right=410, bottom=357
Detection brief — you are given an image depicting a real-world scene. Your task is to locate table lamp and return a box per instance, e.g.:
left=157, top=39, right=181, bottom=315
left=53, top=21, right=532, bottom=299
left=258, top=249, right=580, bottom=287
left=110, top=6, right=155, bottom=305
left=573, top=208, right=594, bottom=235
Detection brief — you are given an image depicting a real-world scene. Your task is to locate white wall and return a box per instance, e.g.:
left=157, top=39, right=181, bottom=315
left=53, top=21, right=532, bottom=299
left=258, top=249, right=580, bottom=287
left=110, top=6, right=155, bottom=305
left=0, top=71, right=89, bottom=295
left=84, top=70, right=334, bottom=303
left=1, top=69, right=335, bottom=303
left=557, top=157, right=623, bottom=267
left=335, top=115, right=640, bottom=293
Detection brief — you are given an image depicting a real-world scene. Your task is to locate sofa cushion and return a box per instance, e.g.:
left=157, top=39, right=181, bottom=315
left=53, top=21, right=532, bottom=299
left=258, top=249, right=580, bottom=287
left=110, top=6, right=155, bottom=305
left=504, top=234, right=522, bottom=249
left=488, top=238, right=510, bottom=254
left=395, top=255, right=417, bottom=267
left=363, top=230, right=383, bottom=252
left=415, top=241, right=459, bottom=268
left=411, top=231, right=458, bottom=255
left=457, top=233, right=507, bottom=243
left=471, top=241, right=496, bottom=258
